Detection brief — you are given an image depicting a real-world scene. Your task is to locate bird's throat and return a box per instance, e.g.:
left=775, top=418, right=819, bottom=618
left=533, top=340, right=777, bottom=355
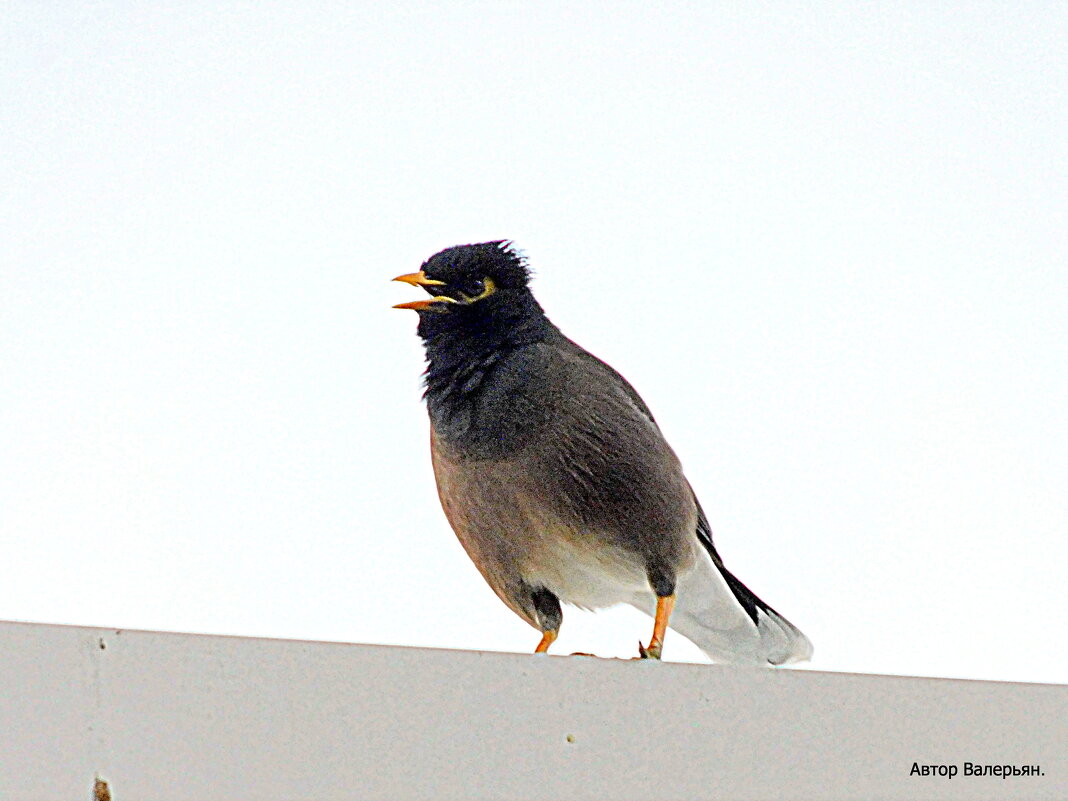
left=423, top=339, right=555, bottom=460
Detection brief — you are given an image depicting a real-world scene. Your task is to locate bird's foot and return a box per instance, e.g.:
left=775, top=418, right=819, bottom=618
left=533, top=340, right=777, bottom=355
left=533, top=629, right=558, bottom=654
left=636, top=639, right=663, bottom=660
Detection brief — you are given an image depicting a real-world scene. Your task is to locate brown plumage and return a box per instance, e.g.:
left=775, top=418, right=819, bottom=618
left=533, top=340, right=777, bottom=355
left=394, top=241, right=812, bottom=663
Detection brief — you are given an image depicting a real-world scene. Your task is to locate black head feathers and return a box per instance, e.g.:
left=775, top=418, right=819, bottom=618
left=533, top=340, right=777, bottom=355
left=396, top=241, right=554, bottom=387
left=421, top=240, right=532, bottom=292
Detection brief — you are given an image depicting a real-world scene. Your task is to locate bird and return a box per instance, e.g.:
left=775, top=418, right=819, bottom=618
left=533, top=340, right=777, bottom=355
left=393, top=240, right=812, bottom=664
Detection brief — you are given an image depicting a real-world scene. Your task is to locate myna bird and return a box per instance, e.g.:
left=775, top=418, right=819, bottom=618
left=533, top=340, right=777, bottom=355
left=394, top=241, right=812, bottom=664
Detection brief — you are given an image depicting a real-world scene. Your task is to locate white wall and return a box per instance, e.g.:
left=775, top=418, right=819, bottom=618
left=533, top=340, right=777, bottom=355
left=1, top=620, right=1065, bottom=800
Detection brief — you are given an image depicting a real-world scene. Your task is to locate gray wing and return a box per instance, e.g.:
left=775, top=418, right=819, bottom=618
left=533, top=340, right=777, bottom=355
left=515, top=336, right=698, bottom=569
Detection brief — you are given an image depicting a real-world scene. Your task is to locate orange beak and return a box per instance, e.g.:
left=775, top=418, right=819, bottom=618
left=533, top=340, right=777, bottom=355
left=393, top=298, right=456, bottom=311
left=392, top=270, right=453, bottom=311
left=392, top=271, right=446, bottom=288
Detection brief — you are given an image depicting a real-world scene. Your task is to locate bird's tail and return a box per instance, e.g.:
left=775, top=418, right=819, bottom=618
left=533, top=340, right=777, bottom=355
left=665, top=550, right=813, bottom=666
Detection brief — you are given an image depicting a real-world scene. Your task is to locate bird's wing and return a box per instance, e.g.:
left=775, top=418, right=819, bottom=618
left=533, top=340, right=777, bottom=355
left=562, top=333, right=814, bottom=665
left=556, top=335, right=659, bottom=424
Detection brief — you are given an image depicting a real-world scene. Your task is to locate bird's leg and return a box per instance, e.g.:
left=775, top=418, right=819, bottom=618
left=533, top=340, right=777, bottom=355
left=530, top=586, right=562, bottom=655
left=534, top=629, right=558, bottom=654
left=638, top=593, right=676, bottom=660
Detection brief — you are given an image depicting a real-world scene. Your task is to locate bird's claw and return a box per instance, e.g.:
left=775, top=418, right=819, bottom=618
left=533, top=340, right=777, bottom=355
left=636, top=639, right=663, bottom=660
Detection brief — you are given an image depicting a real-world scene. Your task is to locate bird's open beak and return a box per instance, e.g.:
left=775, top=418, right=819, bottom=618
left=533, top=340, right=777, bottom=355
left=393, top=298, right=456, bottom=311
left=392, top=271, right=446, bottom=288
left=392, top=271, right=454, bottom=311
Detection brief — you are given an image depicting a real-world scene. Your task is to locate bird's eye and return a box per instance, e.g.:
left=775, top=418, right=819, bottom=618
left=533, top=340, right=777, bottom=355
left=456, top=276, right=494, bottom=303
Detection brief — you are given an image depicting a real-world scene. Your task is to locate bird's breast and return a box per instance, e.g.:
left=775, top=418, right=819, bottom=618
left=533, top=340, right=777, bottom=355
left=430, top=429, right=655, bottom=608
left=426, top=343, right=557, bottom=461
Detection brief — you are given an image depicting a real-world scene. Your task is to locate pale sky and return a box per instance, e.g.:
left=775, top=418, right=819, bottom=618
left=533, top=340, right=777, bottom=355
left=3, top=2, right=1066, bottom=684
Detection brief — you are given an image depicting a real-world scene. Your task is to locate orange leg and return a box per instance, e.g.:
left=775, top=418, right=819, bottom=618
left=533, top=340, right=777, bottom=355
left=639, top=594, right=676, bottom=660
left=534, top=629, right=558, bottom=654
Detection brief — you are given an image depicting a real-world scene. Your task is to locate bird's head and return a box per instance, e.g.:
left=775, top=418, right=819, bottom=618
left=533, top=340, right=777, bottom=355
left=392, top=241, right=549, bottom=347
left=393, top=240, right=531, bottom=311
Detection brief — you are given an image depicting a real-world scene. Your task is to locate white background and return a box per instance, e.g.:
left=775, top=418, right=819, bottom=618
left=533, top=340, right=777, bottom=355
left=3, top=2, right=1065, bottom=684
